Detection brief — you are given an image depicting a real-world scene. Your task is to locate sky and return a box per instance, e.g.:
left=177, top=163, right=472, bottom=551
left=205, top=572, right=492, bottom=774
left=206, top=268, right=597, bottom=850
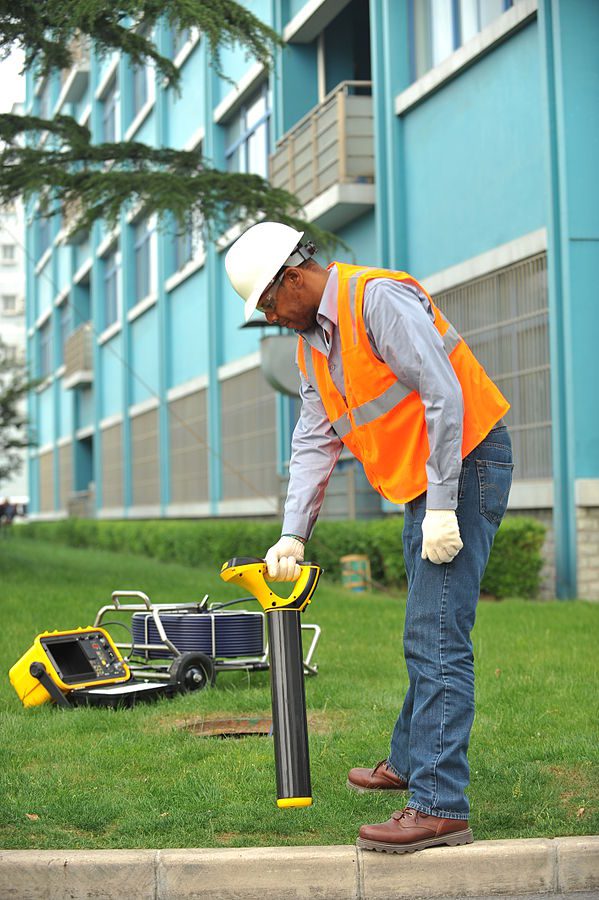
left=0, top=47, right=25, bottom=113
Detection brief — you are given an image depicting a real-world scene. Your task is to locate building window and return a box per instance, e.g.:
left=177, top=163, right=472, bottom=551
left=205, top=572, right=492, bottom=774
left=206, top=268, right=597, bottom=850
left=37, top=213, right=53, bottom=259
left=102, top=76, right=118, bottom=142
left=2, top=343, right=21, bottom=365
left=38, top=78, right=51, bottom=119
left=103, top=245, right=121, bottom=328
left=174, top=218, right=204, bottom=271
left=224, top=83, right=270, bottom=178
left=1, top=243, right=16, bottom=264
left=39, top=320, right=52, bottom=378
left=129, top=26, right=155, bottom=125
left=133, top=216, right=157, bottom=303
left=175, top=230, right=193, bottom=271
left=132, top=64, right=149, bottom=118
left=2, top=294, right=17, bottom=314
left=59, top=302, right=71, bottom=363
left=172, top=27, right=192, bottom=59
left=411, top=0, right=523, bottom=80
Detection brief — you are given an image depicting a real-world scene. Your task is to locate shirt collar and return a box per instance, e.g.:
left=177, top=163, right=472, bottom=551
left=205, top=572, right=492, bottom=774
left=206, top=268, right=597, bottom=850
left=295, top=265, right=338, bottom=349
left=316, top=265, right=338, bottom=330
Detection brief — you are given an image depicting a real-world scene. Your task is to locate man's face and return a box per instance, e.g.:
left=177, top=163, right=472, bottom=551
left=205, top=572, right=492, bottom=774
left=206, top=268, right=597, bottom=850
left=257, top=268, right=319, bottom=332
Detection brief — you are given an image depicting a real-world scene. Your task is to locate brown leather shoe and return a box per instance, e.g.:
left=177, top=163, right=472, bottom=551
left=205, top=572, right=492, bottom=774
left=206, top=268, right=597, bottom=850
left=347, top=760, right=408, bottom=793
left=357, top=806, right=473, bottom=854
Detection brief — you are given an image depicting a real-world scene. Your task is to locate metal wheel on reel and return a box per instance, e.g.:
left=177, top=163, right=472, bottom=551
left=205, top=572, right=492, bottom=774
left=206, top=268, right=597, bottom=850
left=169, top=652, right=216, bottom=692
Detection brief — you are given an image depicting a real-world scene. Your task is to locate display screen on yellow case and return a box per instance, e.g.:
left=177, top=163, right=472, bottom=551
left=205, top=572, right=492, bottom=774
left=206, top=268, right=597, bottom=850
left=44, top=639, right=96, bottom=683
left=39, top=628, right=130, bottom=689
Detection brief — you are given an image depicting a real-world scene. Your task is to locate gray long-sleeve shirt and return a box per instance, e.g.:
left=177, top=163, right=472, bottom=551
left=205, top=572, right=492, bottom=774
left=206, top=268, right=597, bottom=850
left=282, top=265, right=464, bottom=540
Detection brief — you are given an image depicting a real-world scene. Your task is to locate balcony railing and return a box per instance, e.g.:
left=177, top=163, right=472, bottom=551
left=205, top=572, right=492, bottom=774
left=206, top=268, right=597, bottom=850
left=62, top=196, right=88, bottom=245
left=64, top=322, right=93, bottom=389
left=58, top=34, right=90, bottom=106
left=269, top=81, right=374, bottom=226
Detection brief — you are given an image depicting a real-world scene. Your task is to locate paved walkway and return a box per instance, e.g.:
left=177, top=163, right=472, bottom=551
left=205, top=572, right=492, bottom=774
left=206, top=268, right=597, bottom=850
left=1, top=835, right=598, bottom=899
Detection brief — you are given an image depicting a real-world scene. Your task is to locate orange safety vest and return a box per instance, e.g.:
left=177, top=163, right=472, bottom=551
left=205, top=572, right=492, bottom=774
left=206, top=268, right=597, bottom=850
left=296, top=263, right=510, bottom=504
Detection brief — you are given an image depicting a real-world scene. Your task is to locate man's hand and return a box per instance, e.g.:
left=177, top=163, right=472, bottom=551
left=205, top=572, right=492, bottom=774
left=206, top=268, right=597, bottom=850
left=265, top=535, right=305, bottom=581
left=421, top=509, right=463, bottom=564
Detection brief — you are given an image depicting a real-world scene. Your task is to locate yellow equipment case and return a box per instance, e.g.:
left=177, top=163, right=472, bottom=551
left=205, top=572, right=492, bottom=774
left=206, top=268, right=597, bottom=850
left=10, top=627, right=131, bottom=707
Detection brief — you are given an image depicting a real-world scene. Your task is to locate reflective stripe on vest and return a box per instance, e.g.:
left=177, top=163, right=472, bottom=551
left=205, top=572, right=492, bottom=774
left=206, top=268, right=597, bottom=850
left=331, top=412, right=352, bottom=438
left=443, top=323, right=461, bottom=355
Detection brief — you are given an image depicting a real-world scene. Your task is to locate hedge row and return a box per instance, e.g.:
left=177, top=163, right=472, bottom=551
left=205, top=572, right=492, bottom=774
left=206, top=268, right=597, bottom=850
left=15, top=514, right=546, bottom=598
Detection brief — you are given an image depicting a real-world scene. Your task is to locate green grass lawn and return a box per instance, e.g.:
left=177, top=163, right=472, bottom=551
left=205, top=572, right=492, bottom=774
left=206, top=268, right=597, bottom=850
left=1, top=536, right=598, bottom=850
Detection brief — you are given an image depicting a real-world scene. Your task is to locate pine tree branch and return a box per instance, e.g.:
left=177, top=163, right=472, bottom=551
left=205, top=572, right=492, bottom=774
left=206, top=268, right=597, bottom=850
left=0, top=113, right=344, bottom=253
left=0, top=0, right=282, bottom=89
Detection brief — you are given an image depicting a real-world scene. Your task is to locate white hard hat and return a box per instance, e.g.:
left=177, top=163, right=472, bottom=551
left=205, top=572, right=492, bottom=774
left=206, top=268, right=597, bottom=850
left=225, top=222, right=304, bottom=321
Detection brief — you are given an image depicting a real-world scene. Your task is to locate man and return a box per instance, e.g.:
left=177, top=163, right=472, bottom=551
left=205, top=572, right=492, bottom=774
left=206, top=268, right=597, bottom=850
left=225, top=222, right=513, bottom=853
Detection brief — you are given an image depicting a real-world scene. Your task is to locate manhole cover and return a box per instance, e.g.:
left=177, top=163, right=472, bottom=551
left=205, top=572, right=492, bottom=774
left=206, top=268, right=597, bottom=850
left=180, top=716, right=273, bottom=738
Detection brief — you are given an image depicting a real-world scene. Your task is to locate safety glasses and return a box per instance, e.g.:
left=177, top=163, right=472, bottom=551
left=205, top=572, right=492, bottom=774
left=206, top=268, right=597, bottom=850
left=257, top=269, right=286, bottom=314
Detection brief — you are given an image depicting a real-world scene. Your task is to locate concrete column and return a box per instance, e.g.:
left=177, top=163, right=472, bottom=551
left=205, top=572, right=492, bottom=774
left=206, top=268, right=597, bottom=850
left=50, top=210, right=61, bottom=512
left=156, top=22, right=171, bottom=514
left=89, top=51, right=105, bottom=514
left=25, top=200, right=39, bottom=514
left=204, top=59, right=223, bottom=515
left=369, top=0, right=410, bottom=269
left=538, top=0, right=599, bottom=598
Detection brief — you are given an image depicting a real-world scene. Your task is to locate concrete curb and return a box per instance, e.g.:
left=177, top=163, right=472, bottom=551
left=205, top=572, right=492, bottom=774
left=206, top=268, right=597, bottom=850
left=0, top=836, right=598, bottom=899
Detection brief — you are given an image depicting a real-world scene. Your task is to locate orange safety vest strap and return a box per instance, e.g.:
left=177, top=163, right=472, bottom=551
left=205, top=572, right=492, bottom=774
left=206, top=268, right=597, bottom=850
left=342, top=268, right=369, bottom=347
left=341, top=265, right=441, bottom=347
left=329, top=263, right=367, bottom=348
left=344, top=267, right=462, bottom=357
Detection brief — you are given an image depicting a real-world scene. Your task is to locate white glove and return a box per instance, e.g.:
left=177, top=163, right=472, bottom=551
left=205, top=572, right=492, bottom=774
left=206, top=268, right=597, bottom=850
left=265, top=535, right=305, bottom=582
left=421, top=509, right=463, bottom=565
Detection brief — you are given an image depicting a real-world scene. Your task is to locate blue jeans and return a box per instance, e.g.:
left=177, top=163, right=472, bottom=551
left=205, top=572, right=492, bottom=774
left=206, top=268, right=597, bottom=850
left=388, top=425, right=513, bottom=820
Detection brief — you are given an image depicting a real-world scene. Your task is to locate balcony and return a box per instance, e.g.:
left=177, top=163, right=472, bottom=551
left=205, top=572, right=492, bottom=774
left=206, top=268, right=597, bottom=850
left=269, top=81, right=375, bottom=232
left=64, top=322, right=93, bottom=389
left=56, top=35, right=90, bottom=110
left=62, top=196, right=88, bottom=245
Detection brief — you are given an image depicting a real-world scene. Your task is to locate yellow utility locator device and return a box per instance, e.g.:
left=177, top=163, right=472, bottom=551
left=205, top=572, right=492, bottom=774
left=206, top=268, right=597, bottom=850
left=220, top=557, right=320, bottom=613
left=9, top=627, right=130, bottom=708
left=220, top=557, right=322, bottom=809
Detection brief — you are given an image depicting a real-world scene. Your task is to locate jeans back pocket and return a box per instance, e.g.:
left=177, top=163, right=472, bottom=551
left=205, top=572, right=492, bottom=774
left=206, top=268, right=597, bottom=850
left=476, top=459, right=514, bottom=526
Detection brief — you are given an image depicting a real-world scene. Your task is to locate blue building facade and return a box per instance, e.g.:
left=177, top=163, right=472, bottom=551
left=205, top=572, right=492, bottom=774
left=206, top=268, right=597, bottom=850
left=25, top=0, right=599, bottom=599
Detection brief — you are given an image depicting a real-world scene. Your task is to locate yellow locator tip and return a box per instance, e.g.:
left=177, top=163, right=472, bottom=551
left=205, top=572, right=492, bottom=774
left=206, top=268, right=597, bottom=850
left=277, top=797, right=312, bottom=808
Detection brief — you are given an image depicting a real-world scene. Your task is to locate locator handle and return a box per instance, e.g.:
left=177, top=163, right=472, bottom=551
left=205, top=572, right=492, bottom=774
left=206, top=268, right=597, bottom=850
left=219, top=558, right=322, bottom=613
